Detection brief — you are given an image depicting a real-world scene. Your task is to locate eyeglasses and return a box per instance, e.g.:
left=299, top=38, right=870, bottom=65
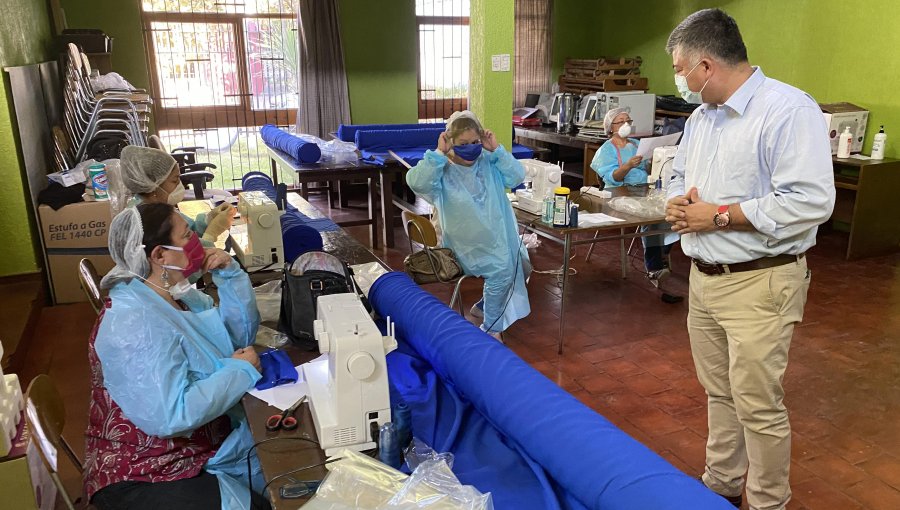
left=611, top=119, right=634, bottom=126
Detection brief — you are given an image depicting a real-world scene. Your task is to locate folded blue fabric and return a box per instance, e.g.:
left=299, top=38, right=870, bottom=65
left=355, top=128, right=446, bottom=152
left=370, top=272, right=733, bottom=510
left=260, top=124, right=322, bottom=164
left=255, top=349, right=298, bottom=390
left=360, top=143, right=536, bottom=167
left=337, top=123, right=446, bottom=142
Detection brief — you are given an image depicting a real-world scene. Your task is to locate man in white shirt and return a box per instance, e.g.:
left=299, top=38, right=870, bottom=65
left=664, top=9, right=835, bottom=510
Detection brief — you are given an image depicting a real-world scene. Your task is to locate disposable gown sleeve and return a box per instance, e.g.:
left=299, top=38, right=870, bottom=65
left=212, top=260, right=260, bottom=349
left=406, top=150, right=448, bottom=203
left=591, top=142, right=623, bottom=186
left=97, top=309, right=261, bottom=438
left=485, top=145, right=525, bottom=188
left=179, top=210, right=209, bottom=237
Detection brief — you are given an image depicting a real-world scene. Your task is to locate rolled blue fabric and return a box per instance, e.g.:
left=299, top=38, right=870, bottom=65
left=260, top=124, right=322, bottom=164
left=280, top=213, right=325, bottom=263
left=392, top=401, right=412, bottom=449
left=338, top=123, right=445, bottom=143
left=355, top=128, right=445, bottom=152
left=255, top=349, right=298, bottom=390
left=370, top=272, right=733, bottom=510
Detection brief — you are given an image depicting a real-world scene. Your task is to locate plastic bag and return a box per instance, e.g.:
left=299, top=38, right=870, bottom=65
left=378, top=459, right=493, bottom=510
left=607, top=192, right=666, bottom=219
left=254, top=280, right=282, bottom=324
left=351, top=262, right=389, bottom=297
left=404, top=437, right=454, bottom=471
left=304, top=448, right=491, bottom=510
left=254, top=325, right=289, bottom=349
left=520, top=232, right=540, bottom=250
left=90, top=72, right=135, bottom=92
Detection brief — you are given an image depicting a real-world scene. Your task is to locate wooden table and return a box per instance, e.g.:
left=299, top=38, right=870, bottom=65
left=830, top=156, right=900, bottom=259
left=514, top=185, right=669, bottom=354
left=241, top=193, right=388, bottom=508
left=267, top=147, right=406, bottom=250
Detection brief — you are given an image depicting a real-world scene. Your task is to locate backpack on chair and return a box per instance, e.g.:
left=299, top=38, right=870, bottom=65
left=277, top=251, right=356, bottom=351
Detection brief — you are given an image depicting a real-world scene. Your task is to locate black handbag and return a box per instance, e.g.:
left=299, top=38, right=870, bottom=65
left=277, top=252, right=354, bottom=351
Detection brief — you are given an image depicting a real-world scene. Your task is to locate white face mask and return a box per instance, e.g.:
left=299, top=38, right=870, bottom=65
left=166, top=182, right=186, bottom=205
left=617, top=123, right=633, bottom=138
left=127, top=270, right=194, bottom=300
left=674, top=60, right=708, bottom=104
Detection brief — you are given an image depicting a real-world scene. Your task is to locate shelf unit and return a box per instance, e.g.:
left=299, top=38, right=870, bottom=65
left=830, top=156, right=900, bottom=259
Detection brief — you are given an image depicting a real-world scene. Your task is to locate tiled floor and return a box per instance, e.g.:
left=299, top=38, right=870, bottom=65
left=16, top=191, right=900, bottom=510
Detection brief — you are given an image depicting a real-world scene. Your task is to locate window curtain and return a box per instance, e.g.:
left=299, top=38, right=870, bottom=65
left=296, top=0, right=351, bottom=138
left=514, top=0, right=553, bottom=107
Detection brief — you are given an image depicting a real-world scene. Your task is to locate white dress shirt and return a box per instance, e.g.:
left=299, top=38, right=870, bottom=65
left=668, top=67, right=836, bottom=264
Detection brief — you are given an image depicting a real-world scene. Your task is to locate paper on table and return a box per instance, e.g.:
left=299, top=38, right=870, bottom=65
left=578, top=213, right=627, bottom=227
left=635, top=132, right=683, bottom=159
left=247, top=354, right=327, bottom=410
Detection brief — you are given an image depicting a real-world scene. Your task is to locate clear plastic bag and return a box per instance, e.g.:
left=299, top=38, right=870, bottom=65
left=254, top=280, right=282, bottom=324
left=254, top=325, right=289, bottom=349
left=404, top=437, right=454, bottom=471
left=304, top=448, right=491, bottom=510
left=351, top=262, right=389, bottom=297
left=378, top=459, right=493, bottom=510
left=520, top=232, right=540, bottom=250
left=607, top=191, right=666, bottom=219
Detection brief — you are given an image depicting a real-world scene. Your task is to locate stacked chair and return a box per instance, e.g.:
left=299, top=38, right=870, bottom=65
left=54, top=43, right=152, bottom=171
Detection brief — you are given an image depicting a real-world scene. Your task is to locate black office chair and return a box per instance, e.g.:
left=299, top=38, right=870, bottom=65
left=148, top=135, right=217, bottom=200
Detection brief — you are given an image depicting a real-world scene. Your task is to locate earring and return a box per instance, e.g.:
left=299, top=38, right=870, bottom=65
left=161, top=268, right=171, bottom=289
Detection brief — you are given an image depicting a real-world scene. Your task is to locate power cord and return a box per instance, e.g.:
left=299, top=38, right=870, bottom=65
left=246, top=436, right=320, bottom=493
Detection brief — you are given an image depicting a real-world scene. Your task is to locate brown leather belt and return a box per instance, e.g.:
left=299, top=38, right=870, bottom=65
left=691, top=253, right=805, bottom=276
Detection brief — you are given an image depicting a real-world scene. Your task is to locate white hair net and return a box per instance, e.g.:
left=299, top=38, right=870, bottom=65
left=603, top=107, right=629, bottom=135
left=101, top=207, right=149, bottom=289
left=446, top=110, right=484, bottom=138
left=120, top=145, right=178, bottom=195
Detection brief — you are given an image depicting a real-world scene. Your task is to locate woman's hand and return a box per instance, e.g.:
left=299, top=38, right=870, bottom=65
left=482, top=130, right=499, bottom=152
left=627, top=155, right=643, bottom=170
left=232, top=347, right=261, bottom=373
left=203, top=248, right=233, bottom=272
left=437, top=132, right=452, bottom=153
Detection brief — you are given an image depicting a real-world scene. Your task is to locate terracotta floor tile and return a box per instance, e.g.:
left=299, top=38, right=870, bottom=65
left=791, top=478, right=863, bottom=510
left=650, top=390, right=705, bottom=416
left=677, top=406, right=709, bottom=436
left=621, top=372, right=671, bottom=396
left=793, top=433, right=826, bottom=461
left=799, top=452, right=869, bottom=488
left=657, top=428, right=707, bottom=471
left=845, top=478, right=900, bottom=510
left=594, top=357, right=645, bottom=379
left=858, top=454, right=900, bottom=491
left=579, top=345, right=624, bottom=364
left=577, top=372, right=623, bottom=395
left=588, top=389, right=649, bottom=417
left=626, top=407, right=686, bottom=438
left=821, top=433, right=881, bottom=465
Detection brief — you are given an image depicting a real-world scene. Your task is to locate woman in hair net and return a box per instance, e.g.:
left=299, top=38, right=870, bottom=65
left=83, top=203, right=270, bottom=510
left=120, top=145, right=234, bottom=244
left=406, top=110, right=531, bottom=339
left=590, top=108, right=681, bottom=302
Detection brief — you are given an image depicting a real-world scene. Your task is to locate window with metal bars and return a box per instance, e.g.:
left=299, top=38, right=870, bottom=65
left=416, top=0, right=470, bottom=122
left=141, top=0, right=298, bottom=189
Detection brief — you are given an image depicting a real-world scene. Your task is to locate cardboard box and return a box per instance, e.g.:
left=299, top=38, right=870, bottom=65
left=38, top=201, right=114, bottom=304
left=0, top=415, right=57, bottom=510
left=821, top=102, right=868, bottom=155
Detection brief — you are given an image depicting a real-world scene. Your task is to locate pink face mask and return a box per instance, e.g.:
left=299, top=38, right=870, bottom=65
left=161, top=232, right=206, bottom=276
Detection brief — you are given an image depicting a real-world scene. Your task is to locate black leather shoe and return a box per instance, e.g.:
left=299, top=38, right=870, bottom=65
left=697, top=476, right=741, bottom=508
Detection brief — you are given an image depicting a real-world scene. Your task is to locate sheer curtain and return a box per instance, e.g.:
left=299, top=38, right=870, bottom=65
left=514, top=0, right=553, bottom=107
left=296, top=0, right=351, bottom=138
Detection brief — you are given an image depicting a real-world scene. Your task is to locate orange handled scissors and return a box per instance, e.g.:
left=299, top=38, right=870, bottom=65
left=266, top=395, right=307, bottom=432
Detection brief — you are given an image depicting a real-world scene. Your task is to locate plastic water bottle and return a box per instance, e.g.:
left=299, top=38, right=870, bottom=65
left=541, top=191, right=554, bottom=224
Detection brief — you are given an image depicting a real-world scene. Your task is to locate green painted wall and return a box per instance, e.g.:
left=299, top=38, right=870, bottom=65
left=0, top=0, right=55, bottom=276
left=470, top=0, right=514, bottom=147
left=550, top=0, right=598, bottom=85
left=580, top=0, right=900, bottom=157
left=338, top=0, right=418, bottom=124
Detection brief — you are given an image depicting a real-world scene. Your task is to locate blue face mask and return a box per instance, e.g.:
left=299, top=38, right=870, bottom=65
left=453, top=143, right=483, bottom=162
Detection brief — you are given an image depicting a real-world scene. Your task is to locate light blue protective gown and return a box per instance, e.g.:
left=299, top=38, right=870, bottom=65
left=95, top=260, right=264, bottom=510
left=130, top=195, right=211, bottom=243
left=406, top=145, right=531, bottom=333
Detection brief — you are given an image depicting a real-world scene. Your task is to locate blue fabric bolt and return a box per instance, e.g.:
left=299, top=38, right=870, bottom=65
left=260, top=124, right=321, bottom=164
left=254, top=349, right=298, bottom=390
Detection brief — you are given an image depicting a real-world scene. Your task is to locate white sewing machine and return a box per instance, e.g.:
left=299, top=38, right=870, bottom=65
left=0, top=342, right=24, bottom=456
left=230, top=191, right=284, bottom=269
left=302, top=293, right=398, bottom=456
left=514, top=159, right=562, bottom=215
left=649, top=145, right=679, bottom=186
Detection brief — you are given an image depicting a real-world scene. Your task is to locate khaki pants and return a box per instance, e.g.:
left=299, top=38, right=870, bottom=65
left=688, top=257, right=810, bottom=510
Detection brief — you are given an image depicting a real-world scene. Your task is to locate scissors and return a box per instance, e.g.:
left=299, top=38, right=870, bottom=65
left=266, top=396, right=307, bottom=432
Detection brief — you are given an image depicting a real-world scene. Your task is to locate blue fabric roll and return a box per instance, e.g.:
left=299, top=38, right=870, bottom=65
left=355, top=128, right=446, bottom=152
left=337, top=123, right=446, bottom=142
left=360, top=143, right=536, bottom=167
left=370, top=272, right=733, bottom=510
left=260, top=124, right=322, bottom=164
left=255, top=349, right=298, bottom=390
